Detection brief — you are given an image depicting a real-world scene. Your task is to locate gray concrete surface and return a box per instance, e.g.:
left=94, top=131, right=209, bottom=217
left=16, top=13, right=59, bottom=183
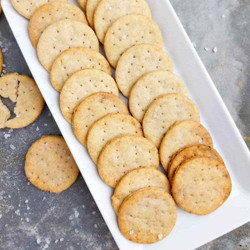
left=0, top=0, right=249, bottom=249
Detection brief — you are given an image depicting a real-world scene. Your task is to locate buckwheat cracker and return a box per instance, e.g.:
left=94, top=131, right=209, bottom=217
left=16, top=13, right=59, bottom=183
left=60, top=69, right=118, bottom=123
left=25, top=135, right=79, bottom=193
left=94, top=0, right=151, bottom=43
left=112, top=167, right=170, bottom=214
left=97, top=135, right=159, bottom=187
left=118, top=187, right=177, bottom=244
left=72, top=92, right=129, bottom=146
left=172, top=157, right=231, bottom=215
left=0, top=99, right=10, bottom=129
left=87, top=114, right=143, bottom=164
left=115, top=44, right=173, bottom=97
left=10, top=0, right=67, bottom=19
left=0, top=73, right=44, bottom=129
left=159, top=120, right=213, bottom=171
left=29, top=2, right=87, bottom=48
left=168, top=145, right=223, bottom=181
left=143, top=94, right=200, bottom=148
left=129, top=70, right=187, bottom=122
left=104, top=15, right=162, bottom=68
left=50, top=47, right=111, bottom=92
left=37, top=20, right=99, bottom=71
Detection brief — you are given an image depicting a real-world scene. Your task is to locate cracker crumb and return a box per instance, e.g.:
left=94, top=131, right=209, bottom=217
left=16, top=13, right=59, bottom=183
left=129, top=230, right=134, bottom=235
left=10, top=144, right=16, bottom=150
left=158, top=233, right=163, bottom=239
left=238, top=82, right=243, bottom=88
left=244, top=137, right=250, bottom=140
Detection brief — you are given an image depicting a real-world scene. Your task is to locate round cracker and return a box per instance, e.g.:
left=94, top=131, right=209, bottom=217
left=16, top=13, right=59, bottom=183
left=129, top=70, right=188, bottom=122
left=159, top=120, right=213, bottom=171
left=118, top=187, right=177, bottom=244
left=104, top=15, right=162, bottom=68
left=112, top=167, right=170, bottom=214
left=37, top=20, right=99, bottom=71
left=72, top=92, right=129, bottom=146
left=143, top=94, right=200, bottom=148
left=86, top=0, right=101, bottom=28
left=25, top=135, right=79, bottom=193
left=77, top=0, right=87, bottom=11
left=94, top=0, right=151, bottom=44
left=115, top=44, right=173, bottom=97
left=50, top=47, right=111, bottom=92
left=97, top=135, right=159, bottom=187
left=0, top=49, right=2, bottom=74
left=60, top=69, right=119, bottom=123
left=29, top=2, right=87, bottom=48
left=0, top=73, right=45, bottom=129
left=172, top=157, right=232, bottom=215
left=10, top=0, right=67, bottom=19
left=87, top=114, right=143, bottom=164
left=168, top=145, right=223, bottom=181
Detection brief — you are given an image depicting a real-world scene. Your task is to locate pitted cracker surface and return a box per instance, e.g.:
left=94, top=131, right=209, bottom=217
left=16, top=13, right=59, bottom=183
left=115, top=44, right=173, bottom=97
left=87, top=114, right=143, bottom=164
left=104, top=15, right=162, bottom=68
left=118, top=187, right=177, bottom=244
left=172, top=157, right=231, bottom=215
left=159, top=120, right=213, bottom=171
left=97, top=135, right=159, bottom=187
left=25, top=135, right=79, bottom=193
left=112, top=167, right=170, bottom=214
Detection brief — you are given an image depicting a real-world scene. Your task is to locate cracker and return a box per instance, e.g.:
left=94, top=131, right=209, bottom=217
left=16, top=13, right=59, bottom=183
left=143, top=94, right=200, bottom=148
left=50, top=47, right=111, bottom=92
left=60, top=69, right=118, bottom=123
left=77, top=0, right=87, bottom=11
left=25, top=135, right=79, bottom=193
left=168, top=145, right=223, bottom=181
left=115, top=44, right=173, bottom=97
left=129, top=70, right=187, bottom=122
left=159, top=120, right=213, bottom=171
left=97, top=135, right=159, bottom=187
left=0, top=49, right=2, bottom=74
left=37, top=20, right=99, bottom=71
left=29, top=2, right=88, bottom=48
left=118, top=187, right=177, bottom=244
left=87, top=114, right=143, bottom=164
left=86, top=0, right=100, bottom=28
left=0, top=73, right=45, bottom=129
left=104, top=15, right=162, bottom=68
left=10, top=0, right=67, bottom=19
left=94, top=0, right=151, bottom=44
left=112, top=167, right=170, bottom=214
left=72, top=92, right=129, bottom=146
left=172, top=157, right=232, bottom=215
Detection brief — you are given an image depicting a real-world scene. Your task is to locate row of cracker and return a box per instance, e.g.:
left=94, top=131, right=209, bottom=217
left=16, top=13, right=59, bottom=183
left=11, top=0, right=232, bottom=245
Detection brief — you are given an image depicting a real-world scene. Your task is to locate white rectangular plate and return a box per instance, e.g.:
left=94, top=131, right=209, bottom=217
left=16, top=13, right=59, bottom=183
left=2, top=0, right=250, bottom=249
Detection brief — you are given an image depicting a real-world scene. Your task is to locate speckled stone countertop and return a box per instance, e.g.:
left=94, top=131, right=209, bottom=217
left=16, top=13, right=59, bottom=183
left=0, top=0, right=249, bottom=249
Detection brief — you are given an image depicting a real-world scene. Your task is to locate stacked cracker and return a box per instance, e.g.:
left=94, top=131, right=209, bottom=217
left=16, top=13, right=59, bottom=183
left=11, top=0, right=232, bottom=245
